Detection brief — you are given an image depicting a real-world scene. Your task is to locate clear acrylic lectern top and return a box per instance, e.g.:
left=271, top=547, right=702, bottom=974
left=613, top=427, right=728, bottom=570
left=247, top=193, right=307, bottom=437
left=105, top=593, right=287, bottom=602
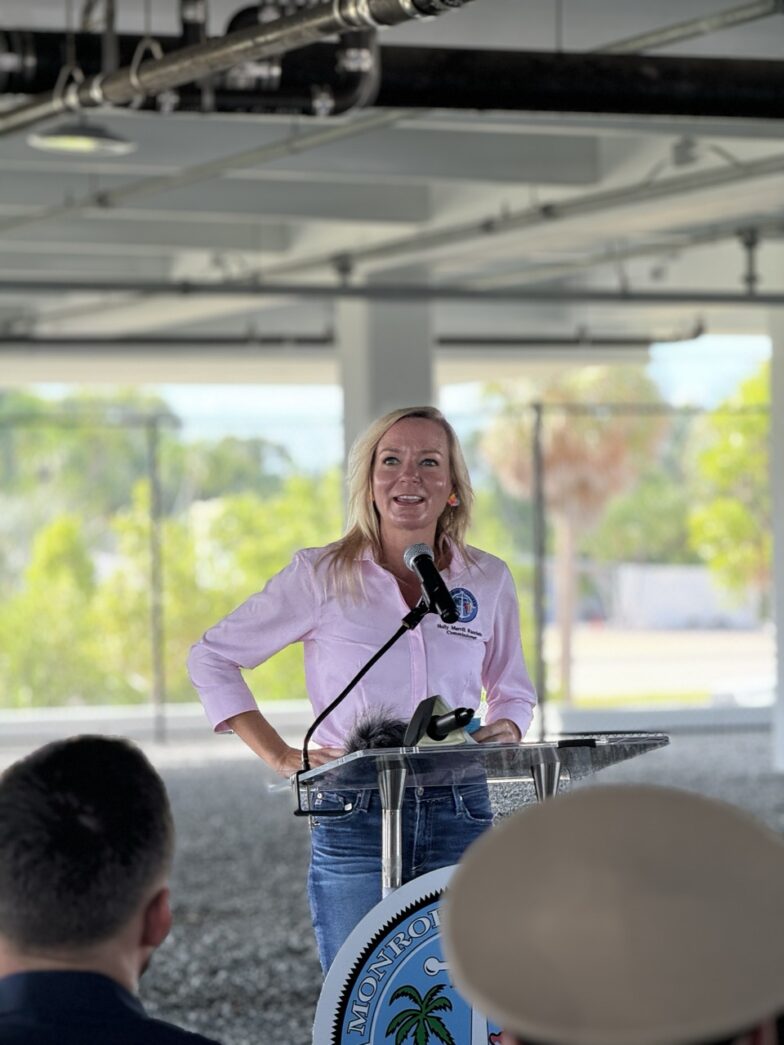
left=296, top=731, right=669, bottom=797
left=294, top=732, right=669, bottom=894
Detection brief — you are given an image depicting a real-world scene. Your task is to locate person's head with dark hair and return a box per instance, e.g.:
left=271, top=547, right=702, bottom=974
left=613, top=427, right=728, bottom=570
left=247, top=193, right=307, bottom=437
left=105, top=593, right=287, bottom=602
left=0, top=735, right=174, bottom=992
left=443, top=785, right=784, bottom=1045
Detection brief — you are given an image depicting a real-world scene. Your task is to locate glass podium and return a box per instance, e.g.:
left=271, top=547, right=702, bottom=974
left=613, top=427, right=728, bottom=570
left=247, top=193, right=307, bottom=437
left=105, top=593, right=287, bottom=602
left=295, top=731, right=669, bottom=895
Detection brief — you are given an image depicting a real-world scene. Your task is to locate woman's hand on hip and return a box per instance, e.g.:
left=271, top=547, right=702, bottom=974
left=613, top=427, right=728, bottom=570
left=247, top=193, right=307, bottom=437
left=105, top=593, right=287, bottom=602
left=472, top=718, right=521, bottom=744
left=274, top=744, right=344, bottom=778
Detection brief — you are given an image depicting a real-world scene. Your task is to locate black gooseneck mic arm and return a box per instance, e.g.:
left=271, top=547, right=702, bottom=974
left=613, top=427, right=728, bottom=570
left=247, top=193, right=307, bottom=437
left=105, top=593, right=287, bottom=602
left=293, top=600, right=430, bottom=815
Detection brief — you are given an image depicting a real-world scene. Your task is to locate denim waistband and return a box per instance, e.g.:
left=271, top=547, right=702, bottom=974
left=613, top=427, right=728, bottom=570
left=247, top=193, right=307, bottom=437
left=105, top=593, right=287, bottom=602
left=312, top=780, right=488, bottom=815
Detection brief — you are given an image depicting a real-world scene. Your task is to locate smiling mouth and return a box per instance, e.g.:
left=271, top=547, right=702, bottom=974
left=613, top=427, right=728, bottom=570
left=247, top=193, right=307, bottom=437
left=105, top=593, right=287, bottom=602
left=393, top=495, right=424, bottom=504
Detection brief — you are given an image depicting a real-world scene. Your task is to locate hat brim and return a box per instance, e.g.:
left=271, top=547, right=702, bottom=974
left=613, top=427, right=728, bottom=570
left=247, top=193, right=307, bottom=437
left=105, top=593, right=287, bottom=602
left=442, top=785, right=784, bottom=1045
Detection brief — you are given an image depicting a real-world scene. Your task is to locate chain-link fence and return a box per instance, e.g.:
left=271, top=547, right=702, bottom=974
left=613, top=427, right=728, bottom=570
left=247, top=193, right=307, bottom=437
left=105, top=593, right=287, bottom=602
left=0, top=385, right=774, bottom=740
left=467, top=394, right=773, bottom=730
left=0, top=390, right=344, bottom=738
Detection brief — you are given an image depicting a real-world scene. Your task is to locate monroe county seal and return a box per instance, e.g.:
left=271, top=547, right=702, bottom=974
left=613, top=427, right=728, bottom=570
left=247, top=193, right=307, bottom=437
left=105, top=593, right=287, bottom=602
left=312, top=866, right=500, bottom=1044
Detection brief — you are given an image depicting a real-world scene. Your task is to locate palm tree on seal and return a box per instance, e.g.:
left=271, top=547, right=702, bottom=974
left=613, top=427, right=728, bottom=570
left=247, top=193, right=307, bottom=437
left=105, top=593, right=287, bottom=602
left=385, top=983, right=455, bottom=1045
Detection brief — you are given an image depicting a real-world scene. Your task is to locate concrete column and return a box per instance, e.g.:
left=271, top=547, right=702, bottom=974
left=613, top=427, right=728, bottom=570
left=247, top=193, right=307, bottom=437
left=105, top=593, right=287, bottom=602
left=336, top=271, right=434, bottom=458
left=770, top=313, right=784, bottom=771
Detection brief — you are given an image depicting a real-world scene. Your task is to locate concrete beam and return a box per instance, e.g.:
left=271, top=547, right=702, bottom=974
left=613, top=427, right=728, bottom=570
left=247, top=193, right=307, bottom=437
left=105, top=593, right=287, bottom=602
left=0, top=210, right=292, bottom=255
left=268, top=128, right=600, bottom=186
left=0, top=168, right=430, bottom=225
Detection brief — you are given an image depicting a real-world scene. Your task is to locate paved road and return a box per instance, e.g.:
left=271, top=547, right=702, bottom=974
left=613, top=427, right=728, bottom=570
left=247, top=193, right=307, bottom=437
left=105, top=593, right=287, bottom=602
left=545, top=624, right=775, bottom=700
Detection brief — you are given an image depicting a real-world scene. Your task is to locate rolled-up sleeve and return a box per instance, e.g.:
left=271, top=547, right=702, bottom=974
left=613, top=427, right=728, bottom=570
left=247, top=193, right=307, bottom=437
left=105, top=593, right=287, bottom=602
left=481, top=564, right=537, bottom=738
left=187, top=551, right=320, bottom=732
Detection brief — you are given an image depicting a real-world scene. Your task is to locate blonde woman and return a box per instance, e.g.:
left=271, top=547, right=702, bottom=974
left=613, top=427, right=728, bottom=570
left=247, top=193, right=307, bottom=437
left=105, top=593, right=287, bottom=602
left=188, top=406, right=536, bottom=971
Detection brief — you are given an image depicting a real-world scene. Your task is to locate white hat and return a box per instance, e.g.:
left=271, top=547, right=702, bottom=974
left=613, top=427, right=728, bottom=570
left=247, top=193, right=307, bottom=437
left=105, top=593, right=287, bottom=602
left=442, top=784, right=784, bottom=1045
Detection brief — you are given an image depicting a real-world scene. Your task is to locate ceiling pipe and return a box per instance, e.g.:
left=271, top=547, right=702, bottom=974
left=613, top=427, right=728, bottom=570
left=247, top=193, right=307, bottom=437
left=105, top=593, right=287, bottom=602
left=0, top=0, right=474, bottom=137
left=0, top=333, right=333, bottom=350
left=1, top=14, right=781, bottom=249
left=2, top=0, right=779, bottom=97
left=0, top=28, right=379, bottom=117
left=471, top=218, right=784, bottom=291
left=438, top=327, right=705, bottom=348
left=261, top=146, right=784, bottom=281
left=597, top=0, right=783, bottom=53
left=7, top=33, right=784, bottom=119
left=0, top=106, right=408, bottom=239
left=370, top=48, right=784, bottom=119
left=0, top=328, right=699, bottom=350
left=179, top=0, right=215, bottom=112
left=0, top=2, right=777, bottom=330
left=0, top=277, right=779, bottom=307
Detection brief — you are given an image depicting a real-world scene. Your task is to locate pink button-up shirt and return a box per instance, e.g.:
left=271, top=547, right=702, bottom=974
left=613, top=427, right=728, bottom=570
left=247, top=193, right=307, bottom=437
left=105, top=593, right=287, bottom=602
left=187, top=542, right=537, bottom=748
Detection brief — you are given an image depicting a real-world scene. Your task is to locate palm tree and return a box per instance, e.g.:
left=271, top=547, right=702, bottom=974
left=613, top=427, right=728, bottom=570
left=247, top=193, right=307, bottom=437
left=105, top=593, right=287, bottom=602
left=385, top=983, right=456, bottom=1045
left=482, top=366, right=667, bottom=703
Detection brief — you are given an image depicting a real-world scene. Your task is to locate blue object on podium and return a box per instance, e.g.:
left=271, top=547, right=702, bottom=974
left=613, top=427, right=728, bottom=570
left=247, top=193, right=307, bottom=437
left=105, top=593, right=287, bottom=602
left=300, top=732, right=669, bottom=1044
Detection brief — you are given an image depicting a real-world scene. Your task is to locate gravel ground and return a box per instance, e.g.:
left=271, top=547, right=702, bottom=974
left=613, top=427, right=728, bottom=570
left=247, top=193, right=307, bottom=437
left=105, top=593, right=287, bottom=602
left=134, top=727, right=783, bottom=1045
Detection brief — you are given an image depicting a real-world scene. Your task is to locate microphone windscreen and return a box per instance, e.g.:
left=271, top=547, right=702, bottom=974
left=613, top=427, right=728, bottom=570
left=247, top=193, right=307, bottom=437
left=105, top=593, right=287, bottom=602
left=344, top=710, right=408, bottom=752
left=404, top=542, right=433, bottom=571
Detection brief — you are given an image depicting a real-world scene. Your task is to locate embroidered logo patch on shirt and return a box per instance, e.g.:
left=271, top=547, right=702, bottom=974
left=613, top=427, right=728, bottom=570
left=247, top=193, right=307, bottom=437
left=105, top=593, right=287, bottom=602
left=450, top=587, right=478, bottom=623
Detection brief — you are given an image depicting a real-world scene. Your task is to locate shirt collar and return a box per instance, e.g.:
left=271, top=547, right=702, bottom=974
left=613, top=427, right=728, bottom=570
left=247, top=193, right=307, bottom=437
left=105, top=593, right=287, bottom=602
left=0, top=970, right=145, bottom=1020
left=359, top=538, right=468, bottom=578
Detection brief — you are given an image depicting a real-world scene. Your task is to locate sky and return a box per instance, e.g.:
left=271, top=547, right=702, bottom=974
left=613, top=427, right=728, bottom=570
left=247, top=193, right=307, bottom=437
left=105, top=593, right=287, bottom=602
left=157, top=332, right=773, bottom=465
left=647, top=333, right=770, bottom=407
left=28, top=332, right=772, bottom=469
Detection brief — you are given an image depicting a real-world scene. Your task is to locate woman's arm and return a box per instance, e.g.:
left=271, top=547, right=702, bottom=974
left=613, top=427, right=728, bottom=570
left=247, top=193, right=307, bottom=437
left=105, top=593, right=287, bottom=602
left=187, top=552, right=321, bottom=732
left=226, top=709, right=343, bottom=778
left=481, top=561, right=537, bottom=740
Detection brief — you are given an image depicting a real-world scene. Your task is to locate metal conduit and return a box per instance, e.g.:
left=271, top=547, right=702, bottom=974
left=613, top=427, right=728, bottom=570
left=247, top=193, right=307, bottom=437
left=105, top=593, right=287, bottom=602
left=0, top=279, right=780, bottom=306
left=261, top=147, right=784, bottom=280
left=2, top=0, right=778, bottom=96
left=0, top=106, right=409, bottom=238
left=472, top=219, right=784, bottom=291
left=0, top=6, right=779, bottom=249
left=597, top=0, right=782, bottom=53
left=0, top=0, right=777, bottom=324
left=0, top=0, right=474, bottom=137
left=7, top=36, right=784, bottom=118
left=0, top=329, right=699, bottom=350
left=245, top=0, right=784, bottom=282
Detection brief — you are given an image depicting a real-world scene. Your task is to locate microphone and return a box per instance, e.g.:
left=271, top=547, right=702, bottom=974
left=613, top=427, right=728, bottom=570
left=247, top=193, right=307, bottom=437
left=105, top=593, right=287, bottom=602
left=427, top=707, right=475, bottom=741
left=403, top=543, right=459, bottom=624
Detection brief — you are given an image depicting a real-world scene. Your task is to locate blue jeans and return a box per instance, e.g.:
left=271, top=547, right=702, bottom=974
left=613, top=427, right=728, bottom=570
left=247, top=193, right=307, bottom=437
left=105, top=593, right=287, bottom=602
left=307, top=781, right=493, bottom=973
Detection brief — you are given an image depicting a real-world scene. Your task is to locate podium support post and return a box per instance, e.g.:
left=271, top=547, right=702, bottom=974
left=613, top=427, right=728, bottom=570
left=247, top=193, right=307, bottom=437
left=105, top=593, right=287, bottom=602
left=378, top=757, right=407, bottom=896
left=531, top=749, right=562, bottom=800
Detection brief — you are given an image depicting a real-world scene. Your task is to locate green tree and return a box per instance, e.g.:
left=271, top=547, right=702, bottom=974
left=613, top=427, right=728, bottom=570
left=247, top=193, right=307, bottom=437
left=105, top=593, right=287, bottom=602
left=94, top=470, right=345, bottom=706
left=198, top=471, right=344, bottom=702
left=0, top=385, right=343, bottom=709
left=581, top=466, right=700, bottom=564
left=688, top=362, right=770, bottom=614
left=385, top=984, right=455, bottom=1045
left=51, top=389, right=178, bottom=518
left=0, top=388, right=52, bottom=492
left=178, top=435, right=291, bottom=502
left=469, top=487, right=535, bottom=660
left=0, top=515, right=108, bottom=707
left=0, top=390, right=66, bottom=589
left=581, top=411, right=700, bottom=565
left=93, top=481, right=219, bottom=704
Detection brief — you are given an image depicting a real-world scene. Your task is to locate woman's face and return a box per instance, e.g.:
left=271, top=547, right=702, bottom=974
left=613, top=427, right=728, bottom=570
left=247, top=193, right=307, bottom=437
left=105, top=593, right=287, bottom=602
left=371, top=416, right=452, bottom=542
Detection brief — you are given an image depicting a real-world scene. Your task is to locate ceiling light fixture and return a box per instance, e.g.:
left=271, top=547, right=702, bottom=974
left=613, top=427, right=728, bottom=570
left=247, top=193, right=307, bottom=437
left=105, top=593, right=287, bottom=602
left=26, top=120, right=137, bottom=157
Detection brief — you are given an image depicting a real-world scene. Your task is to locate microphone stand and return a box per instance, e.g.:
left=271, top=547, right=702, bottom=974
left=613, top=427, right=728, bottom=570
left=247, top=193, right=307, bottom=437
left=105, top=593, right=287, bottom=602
left=293, top=598, right=430, bottom=817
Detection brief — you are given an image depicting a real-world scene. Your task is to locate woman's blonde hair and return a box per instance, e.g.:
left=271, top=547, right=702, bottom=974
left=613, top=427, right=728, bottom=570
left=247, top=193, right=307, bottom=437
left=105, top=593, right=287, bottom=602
left=324, top=405, right=474, bottom=592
